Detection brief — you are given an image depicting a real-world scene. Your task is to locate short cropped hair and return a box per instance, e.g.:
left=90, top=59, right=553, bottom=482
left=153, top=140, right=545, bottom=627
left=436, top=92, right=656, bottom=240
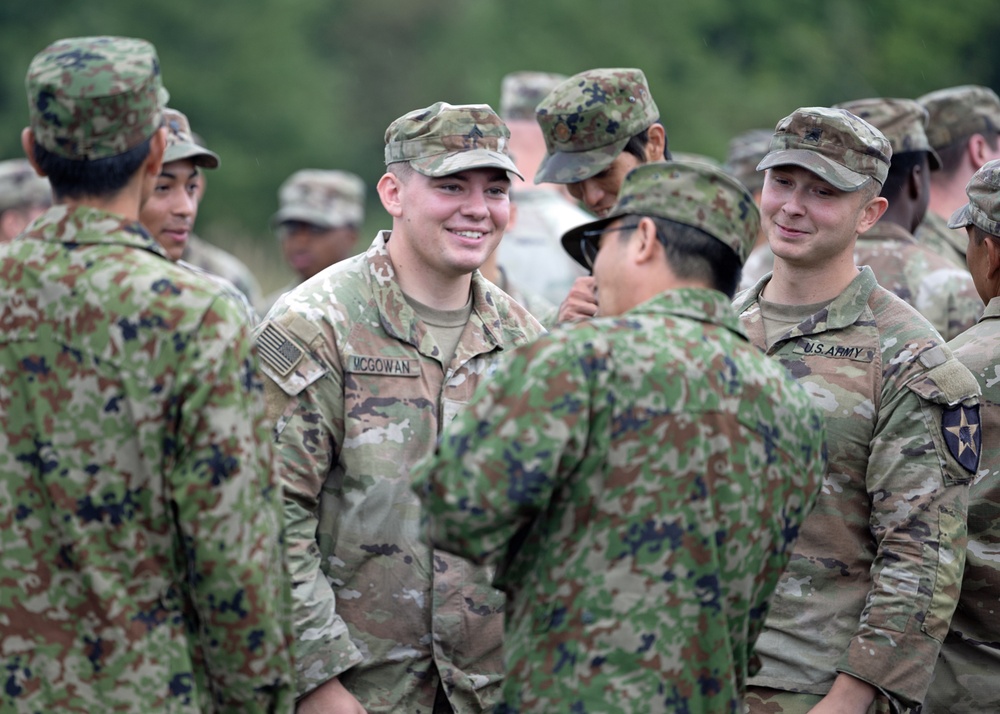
left=645, top=216, right=742, bottom=297
left=622, top=121, right=671, bottom=163
left=34, top=138, right=152, bottom=200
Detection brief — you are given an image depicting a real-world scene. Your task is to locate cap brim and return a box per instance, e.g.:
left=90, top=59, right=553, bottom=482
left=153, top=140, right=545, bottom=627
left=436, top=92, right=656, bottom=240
left=163, top=143, right=220, bottom=169
left=410, top=150, right=524, bottom=181
left=559, top=214, right=619, bottom=269
left=757, top=149, right=869, bottom=191
left=534, top=137, right=629, bottom=185
left=271, top=207, right=343, bottom=230
left=947, top=204, right=973, bottom=229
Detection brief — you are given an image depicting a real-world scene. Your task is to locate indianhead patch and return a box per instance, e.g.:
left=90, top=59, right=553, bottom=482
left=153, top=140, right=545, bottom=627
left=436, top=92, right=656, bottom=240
left=942, top=404, right=981, bottom=474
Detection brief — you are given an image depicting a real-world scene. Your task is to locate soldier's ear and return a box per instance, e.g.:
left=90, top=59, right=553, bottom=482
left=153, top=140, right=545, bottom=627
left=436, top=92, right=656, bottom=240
left=21, top=128, right=46, bottom=177
left=376, top=172, right=404, bottom=218
left=645, top=124, right=667, bottom=163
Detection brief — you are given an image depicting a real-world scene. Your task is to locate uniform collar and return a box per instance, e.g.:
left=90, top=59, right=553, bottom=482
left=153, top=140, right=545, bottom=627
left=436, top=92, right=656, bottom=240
left=25, top=204, right=169, bottom=258
left=633, top=287, right=748, bottom=339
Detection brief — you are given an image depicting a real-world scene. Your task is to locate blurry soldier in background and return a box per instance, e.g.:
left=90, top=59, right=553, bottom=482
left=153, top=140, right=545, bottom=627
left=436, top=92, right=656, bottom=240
left=725, top=128, right=775, bottom=290
left=259, top=168, right=365, bottom=315
left=494, top=71, right=588, bottom=308
left=836, top=97, right=983, bottom=340
left=534, top=67, right=668, bottom=322
left=412, top=160, right=827, bottom=713
left=0, top=35, right=295, bottom=712
left=255, top=102, right=543, bottom=714
left=925, top=159, right=1000, bottom=713
left=736, top=106, right=979, bottom=714
left=0, top=158, right=50, bottom=242
left=916, top=85, right=1000, bottom=271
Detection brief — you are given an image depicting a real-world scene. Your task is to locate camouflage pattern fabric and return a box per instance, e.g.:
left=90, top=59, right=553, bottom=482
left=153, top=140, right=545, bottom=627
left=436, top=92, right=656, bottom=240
left=181, top=233, right=263, bottom=310
left=26, top=36, right=166, bottom=160
left=744, top=686, right=892, bottom=714
left=735, top=267, right=980, bottom=711
left=493, top=265, right=557, bottom=327
left=258, top=279, right=298, bottom=319
left=922, top=297, right=1000, bottom=712
left=948, top=158, right=1000, bottom=236
left=411, top=287, right=827, bottom=714
left=915, top=210, right=969, bottom=272
left=499, top=71, right=567, bottom=121
left=162, top=107, right=220, bottom=167
left=724, top=129, right=774, bottom=195
left=254, top=231, right=544, bottom=713
left=834, top=98, right=941, bottom=169
left=271, top=169, right=365, bottom=230
left=0, top=205, right=295, bottom=712
left=918, top=85, right=1000, bottom=152
left=854, top=220, right=983, bottom=340
left=0, top=158, right=50, bottom=212
left=739, top=245, right=775, bottom=292
left=496, top=188, right=589, bottom=306
left=177, top=259, right=260, bottom=327
left=534, top=68, right=660, bottom=185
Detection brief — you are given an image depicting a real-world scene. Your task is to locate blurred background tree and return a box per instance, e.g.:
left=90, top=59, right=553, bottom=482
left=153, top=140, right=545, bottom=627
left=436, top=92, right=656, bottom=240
left=1, top=0, right=997, bottom=291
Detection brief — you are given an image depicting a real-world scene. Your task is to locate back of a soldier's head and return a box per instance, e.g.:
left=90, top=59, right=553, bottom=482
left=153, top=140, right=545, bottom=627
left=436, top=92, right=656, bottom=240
left=23, top=35, right=167, bottom=200
left=919, top=85, right=1000, bottom=178
left=0, top=159, right=51, bottom=241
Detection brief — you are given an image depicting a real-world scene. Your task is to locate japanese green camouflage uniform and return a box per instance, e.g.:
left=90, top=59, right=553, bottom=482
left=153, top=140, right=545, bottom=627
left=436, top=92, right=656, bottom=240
left=0, top=205, right=296, bottom=712
left=182, top=233, right=263, bottom=309
left=254, top=232, right=544, bottom=712
left=735, top=267, right=980, bottom=712
left=919, top=297, right=1000, bottom=712
left=411, top=287, right=828, bottom=714
left=914, top=211, right=969, bottom=273
left=854, top=221, right=982, bottom=340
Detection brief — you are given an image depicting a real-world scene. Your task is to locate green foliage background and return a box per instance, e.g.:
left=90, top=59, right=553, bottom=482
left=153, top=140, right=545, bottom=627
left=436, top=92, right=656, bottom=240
left=1, top=0, right=997, bottom=291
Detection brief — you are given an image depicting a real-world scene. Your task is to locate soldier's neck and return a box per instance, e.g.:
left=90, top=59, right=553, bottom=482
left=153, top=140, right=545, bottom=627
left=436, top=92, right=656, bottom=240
left=763, top=254, right=860, bottom=305
left=55, top=180, right=144, bottom=223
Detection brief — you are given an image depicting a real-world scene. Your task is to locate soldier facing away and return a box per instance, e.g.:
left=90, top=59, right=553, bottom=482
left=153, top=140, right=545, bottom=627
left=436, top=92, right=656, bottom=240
left=924, top=159, right=1000, bottom=713
left=0, top=36, right=295, bottom=712
left=737, top=106, right=980, bottom=713
left=0, top=158, right=50, bottom=242
left=412, top=160, right=827, bottom=713
left=254, top=101, right=544, bottom=713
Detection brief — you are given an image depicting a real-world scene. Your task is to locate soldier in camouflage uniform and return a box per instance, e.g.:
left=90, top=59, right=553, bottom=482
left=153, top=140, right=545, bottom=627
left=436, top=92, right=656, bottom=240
left=916, top=85, right=1000, bottom=271
left=0, top=158, right=50, bottom=242
left=0, top=36, right=295, bottom=712
left=835, top=97, right=983, bottom=340
left=924, top=159, right=1000, bottom=713
left=255, top=101, right=544, bottom=713
left=411, top=160, right=828, bottom=713
left=259, top=168, right=366, bottom=315
left=737, top=106, right=980, bottom=714
left=535, top=68, right=669, bottom=322
left=725, top=129, right=776, bottom=291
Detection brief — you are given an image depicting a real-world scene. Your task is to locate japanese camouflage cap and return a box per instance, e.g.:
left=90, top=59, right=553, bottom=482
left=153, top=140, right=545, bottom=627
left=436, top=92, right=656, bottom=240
left=948, top=159, right=1000, bottom=237
left=834, top=97, right=940, bottom=169
left=271, top=169, right=365, bottom=230
left=918, top=85, right=1000, bottom=150
left=384, top=101, right=522, bottom=180
left=163, top=108, right=219, bottom=168
left=561, top=160, right=760, bottom=268
left=757, top=106, right=892, bottom=191
left=724, top=129, right=775, bottom=194
left=26, top=36, right=167, bottom=160
left=535, top=68, right=660, bottom=185
left=500, top=71, right=567, bottom=121
left=0, top=159, right=51, bottom=212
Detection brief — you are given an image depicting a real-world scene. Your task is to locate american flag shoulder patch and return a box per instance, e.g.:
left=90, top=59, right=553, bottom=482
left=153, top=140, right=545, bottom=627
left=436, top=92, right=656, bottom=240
left=257, top=322, right=304, bottom=377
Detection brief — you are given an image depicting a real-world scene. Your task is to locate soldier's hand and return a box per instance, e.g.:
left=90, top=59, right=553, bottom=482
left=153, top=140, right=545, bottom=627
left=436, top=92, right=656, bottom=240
left=557, top=276, right=598, bottom=322
left=806, top=673, right=876, bottom=714
left=297, top=677, right=368, bottom=714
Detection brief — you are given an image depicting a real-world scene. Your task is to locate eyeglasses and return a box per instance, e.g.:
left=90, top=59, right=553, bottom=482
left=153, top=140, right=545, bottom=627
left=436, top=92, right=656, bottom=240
left=578, top=223, right=639, bottom=270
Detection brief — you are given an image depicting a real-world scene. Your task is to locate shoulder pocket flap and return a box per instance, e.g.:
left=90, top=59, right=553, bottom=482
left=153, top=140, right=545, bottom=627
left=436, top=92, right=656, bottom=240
left=906, top=358, right=981, bottom=407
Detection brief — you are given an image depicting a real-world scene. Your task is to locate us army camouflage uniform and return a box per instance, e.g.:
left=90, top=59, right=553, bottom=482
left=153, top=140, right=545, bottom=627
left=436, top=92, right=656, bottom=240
left=736, top=267, right=980, bottom=712
left=255, top=232, right=543, bottom=712
left=181, top=233, right=263, bottom=309
left=493, top=264, right=557, bottom=327
left=411, top=287, right=827, bottom=713
left=854, top=221, right=982, bottom=340
left=0, top=205, right=295, bottom=712
left=914, top=210, right=969, bottom=272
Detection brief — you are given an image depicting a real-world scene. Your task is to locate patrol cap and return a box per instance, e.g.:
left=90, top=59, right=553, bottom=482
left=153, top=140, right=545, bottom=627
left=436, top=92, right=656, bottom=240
left=384, top=101, right=522, bottom=180
left=271, top=169, right=366, bottom=230
left=834, top=97, right=940, bottom=169
left=25, top=36, right=167, bottom=160
left=757, top=106, right=892, bottom=191
left=534, top=68, right=660, bottom=185
left=0, top=159, right=51, bottom=212
left=162, top=108, right=219, bottom=168
left=918, top=85, right=1000, bottom=150
left=561, top=160, right=760, bottom=268
left=948, top=159, right=1000, bottom=237
left=724, top=129, right=775, bottom=194
left=500, top=71, right=567, bottom=121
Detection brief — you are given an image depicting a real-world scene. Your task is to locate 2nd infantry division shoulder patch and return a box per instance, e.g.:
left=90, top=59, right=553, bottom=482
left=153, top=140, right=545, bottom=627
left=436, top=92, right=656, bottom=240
left=942, top=403, right=981, bottom=474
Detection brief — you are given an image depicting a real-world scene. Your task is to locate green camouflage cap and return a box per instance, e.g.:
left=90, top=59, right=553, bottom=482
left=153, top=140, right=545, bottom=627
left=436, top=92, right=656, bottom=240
left=0, top=159, right=51, bottom=212
left=500, top=71, right=567, bottom=121
left=26, top=36, right=167, bottom=160
left=534, top=68, right=660, bottom=185
left=162, top=108, right=219, bottom=168
left=918, top=85, right=1000, bottom=150
left=561, top=160, right=760, bottom=268
left=757, top=106, right=892, bottom=191
left=948, top=159, right=1000, bottom=236
left=834, top=97, right=940, bottom=169
left=271, top=169, right=366, bottom=230
left=723, top=129, right=774, bottom=194
left=384, top=101, right=522, bottom=180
